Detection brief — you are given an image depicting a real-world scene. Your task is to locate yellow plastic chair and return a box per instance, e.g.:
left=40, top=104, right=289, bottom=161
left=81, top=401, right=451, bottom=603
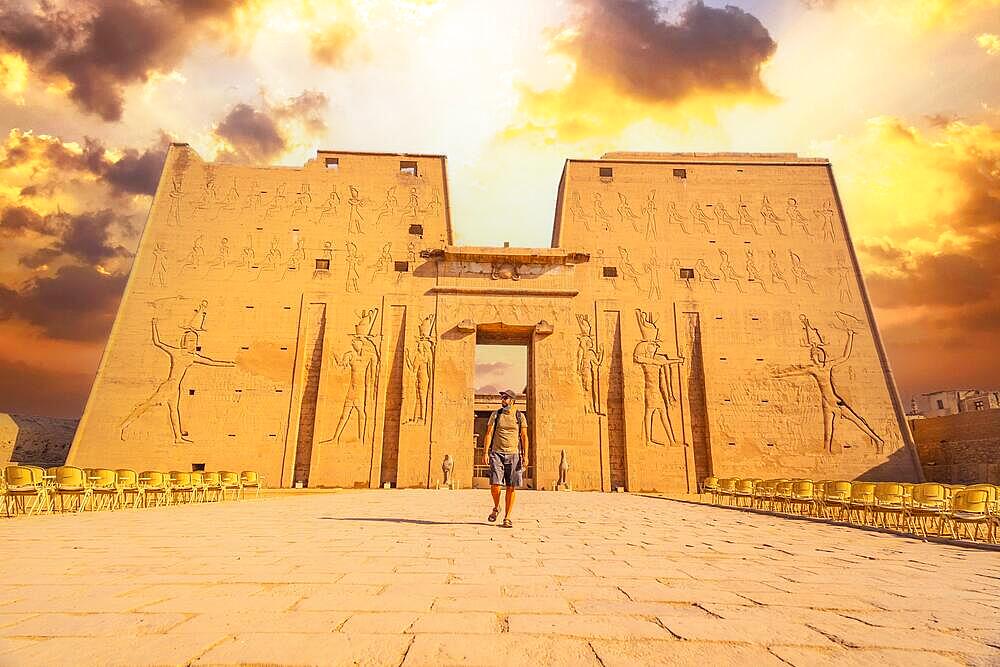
left=822, top=481, right=852, bottom=520
left=139, top=471, right=171, bottom=508
left=115, top=469, right=144, bottom=509
left=190, top=471, right=207, bottom=503
left=4, top=465, right=51, bottom=516
left=847, top=482, right=876, bottom=525
left=48, top=466, right=91, bottom=513
left=733, top=478, right=757, bottom=508
left=240, top=471, right=263, bottom=499
left=219, top=471, right=242, bottom=501
left=716, top=478, right=737, bottom=506
left=774, top=480, right=794, bottom=513
left=788, top=480, right=815, bottom=516
left=872, top=482, right=906, bottom=530
left=89, top=469, right=120, bottom=511
left=701, top=476, right=719, bottom=503
left=942, top=488, right=993, bottom=542
left=905, top=483, right=948, bottom=538
left=752, top=479, right=779, bottom=510
left=202, top=472, right=223, bottom=502
left=168, top=471, right=195, bottom=504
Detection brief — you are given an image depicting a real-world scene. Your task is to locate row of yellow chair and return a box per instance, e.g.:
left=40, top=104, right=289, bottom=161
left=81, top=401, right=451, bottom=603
left=702, top=477, right=999, bottom=544
left=1, top=466, right=264, bottom=517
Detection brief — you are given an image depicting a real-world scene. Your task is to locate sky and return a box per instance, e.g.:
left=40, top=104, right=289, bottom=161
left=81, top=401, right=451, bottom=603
left=0, top=0, right=998, bottom=417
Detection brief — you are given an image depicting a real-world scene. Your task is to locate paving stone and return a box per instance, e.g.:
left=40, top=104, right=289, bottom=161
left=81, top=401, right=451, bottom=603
left=659, top=617, right=835, bottom=646
left=507, top=613, right=672, bottom=639
left=339, top=612, right=419, bottom=633
left=194, top=633, right=412, bottom=666
left=0, top=612, right=189, bottom=637
left=590, top=639, right=788, bottom=666
left=3, top=633, right=227, bottom=666
left=409, top=612, right=500, bottom=634
left=402, top=634, right=602, bottom=666
left=768, top=645, right=970, bottom=666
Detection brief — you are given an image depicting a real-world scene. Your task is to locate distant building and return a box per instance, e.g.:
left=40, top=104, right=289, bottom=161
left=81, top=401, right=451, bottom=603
left=910, top=389, right=1000, bottom=418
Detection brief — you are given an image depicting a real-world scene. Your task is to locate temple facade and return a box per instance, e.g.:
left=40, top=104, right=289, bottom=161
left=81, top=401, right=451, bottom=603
left=67, top=146, right=923, bottom=491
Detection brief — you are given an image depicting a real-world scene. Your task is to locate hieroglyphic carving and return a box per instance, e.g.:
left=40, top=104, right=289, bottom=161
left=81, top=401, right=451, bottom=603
left=254, top=238, right=283, bottom=281
left=237, top=237, right=254, bottom=271
left=318, top=186, right=341, bottom=224
left=575, top=314, right=604, bottom=415
left=424, top=190, right=442, bottom=217
left=166, top=175, right=183, bottom=225
left=768, top=249, right=793, bottom=293
left=370, top=242, right=393, bottom=281
left=619, top=248, right=642, bottom=293
left=641, top=190, right=657, bottom=240
left=375, top=187, right=397, bottom=227
left=207, top=237, right=230, bottom=273
left=665, top=201, right=691, bottom=234
left=406, top=314, right=435, bottom=423
left=150, top=242, right=168, bottom=287
left=219, top=178, right=239, bottom=217
left=690, top=202, right=713, bottom=233
left=745, top=248, right=769, bottom=293
left=773, top=312, right=883, bottom=453
left=291, top=184, right=312, bottom=219
left=718, top=249, right=744, bottom=293
left=242, top=180, right=264, bottom=215
left=345, top=241, right=361, bottom=293
left=347, top=186, right=366, bottom=233
left=120, top=314, right=235, bottom=444
left=632, top=309, right=684, bottom=446
left=400, top=187, right=419, bottom=225
left=288, top=238, right=306, bottom=271
left=833, top=255, right=853, bottom=304
left=789, top=250, right=817, bottom=294
left=326, top=308, right=381, bottom=444
left=180, top=236, right=205, bottom=273
left=695, top=258, right=719, bottom=291
left=569, top=191, right=592, bottom=232
left=760, top=195, right=786, bottom=235
left=786, top=198, right=811, bottom=236
left=592, top=193, right=611, bottom=231
left=192, top=169, right=217, bottom=219
left=738, top=195, right=762, bottom=235
left=263, top=182, right=287, bottom=220
left=644, top=251, right=662, bottom=299
left=617, top=193, right=642, bottom=232
left=670, top=258, right=692, bottom=291
left=815, top=200, right=837, bottom=242
left=714, top=202, right=738, bottom=234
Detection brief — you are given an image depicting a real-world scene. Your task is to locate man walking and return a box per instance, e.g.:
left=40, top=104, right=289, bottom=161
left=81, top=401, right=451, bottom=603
left=484, top=389, right=528, bottom=528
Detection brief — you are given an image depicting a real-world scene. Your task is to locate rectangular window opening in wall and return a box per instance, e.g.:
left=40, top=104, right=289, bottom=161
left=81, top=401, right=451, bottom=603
left=719, top=357, right=728, bottom=361
left=280, top=346, right=288, bottom=351
left=240, top=346, right=249, bottom=350
left=255, top=227, right=263, bottom=231
left=315, top=258, right=331, bottom=270
left=283, top=306, right=292, bottom=310
left=599, top=166, right=613, bottom=180
left=192, top=463, right=205, bottom=471
left=708, top=239, right=716, bottom=244
left=603, top=266, right=618, bottom=278
left=394, top=261, right=409, bottom=272
left=325, top=156, right=339, bottom=169
left=751, top=316, right=759, bottom=320
left=756, top=358, right=765, bottom=362
left=679, top=267, right=695, bottom=279
left=399, top=160, right=418, bottom=176
left=936, top=399, right=945, bottom=409
left=761, top=399, right=769, bottom=403
left=728, top=442, right=736, bottom=447
left=766, top=442, right=775, bottom=448
left=408, top=224, right=424, bottom=236
left=245, top=305, right=254, bottom=309
left=188, top=389, right=195, bottom=396
left=715, top=316, right=723, bottom=320
left=673, top=168, right=687, bottom=179
left=227, top=434, right=236, bottom=438
left=275, top=389, right=284, bottom=393
left=292, top=228, right=300, bottom=232
left=268, top=433, right=277, bottom=438
left=736, top=168, right=744, bottom=173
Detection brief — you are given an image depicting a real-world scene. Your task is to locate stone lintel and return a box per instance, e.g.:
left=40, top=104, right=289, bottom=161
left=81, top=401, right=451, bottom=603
left=429, top=287, right=579, bottom=297
left=423, top=246, right=590, bottom=265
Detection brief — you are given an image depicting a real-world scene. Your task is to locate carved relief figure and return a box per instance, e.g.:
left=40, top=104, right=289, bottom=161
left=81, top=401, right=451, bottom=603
left=718, top=249, right=744, bottom=293
left=400, top=187, right=419, bottom=225
left=558, top=450, right=569, bottom=487
left=815, top=200, right=837, bottom=242
left=670, top=258, right=692, bottom=291
left=690, top=202, right=713, bottom=233
left=768, top=249, right=793, bottom=292
left=207, top=237, right=230, bottom=272
left=569, top=191, right=592, bottom=231
left=120, top=317, right=235, bottom=444
left=150, top=243, right=168, bottom=287
left=180, top=235, right=205, bottom=273
left=166, top=175, right=183, bottom=225
left=834, top=255, right=853, bottom=304
left=789, top=250, right=818, bottom=294
left=370, top=242, right=393, bottom=281
left=345, top=241, right=361, bottom=293
left=442, top=454, right=454, bottom=486
left=242, top=180, right=264, bottom=215
left=745, top=248, right=769, bottom=293
left=264, top=182, right=287, bottom=220
left=347, top=186, right=366, bottom=233
left=288, top=238, right=306, bottom=271
left=192, top=171, right=217, bottom=218
left=714, top=202, right=738, bottom=234
left=237, top=238, right=254, bottom=271
left=773, top=312, right=884, bottom=453
left=633, top=309, right=684, bottom=446
left=665, top=201, right=691, bottom=234
left=617, top=193, right=642, bottom=232
left=641, top=190, right=657, bottom=240
left=592, top=193, right=611, bottom=231
left=188, top=300, right=209, bottom=331
left=328, top=309, right=380, bottom=444
left=219, top=178, right=239, bottom=217
left=738, top=195, right=762, bottom=235
left=695, top=257, right=719, bottom=291
left=619, top=248, right=642, bottom=293
left=406, top=314, right=435, bottom=423
left=786, top=198, right=811, bottom=236
left=760, top=195, right=786, bottom=235
left=318, top=186, right=341, bottom=224
left=291, top=184, right=312, bottom=218
left=491, top=262, right=521, bottom=281
left=575, top=315, right=604, bottom=415
left=255, top=238, right=283, bottom=281
left=375, top=187, right=397, bottom=227
left=644, top=251, right=662, bottom=300
left=424, top=190, right=442, bottom=217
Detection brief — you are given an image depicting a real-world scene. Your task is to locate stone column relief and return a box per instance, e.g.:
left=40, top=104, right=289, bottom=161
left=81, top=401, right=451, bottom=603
left=575, top=314, right=605, bottom=415
left=772, top=311, right=884, bottom=454
left=120, top=303, right=236, bottom=444
left=632, top=309, right=685, bottom=447
left=406, top=314, right=435, bottom=424
left=322, top=308, right=381, bottom=445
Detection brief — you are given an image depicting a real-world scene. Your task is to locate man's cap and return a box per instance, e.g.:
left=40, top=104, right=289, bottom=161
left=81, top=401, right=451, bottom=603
left=499, top=388, right=517, bottom=399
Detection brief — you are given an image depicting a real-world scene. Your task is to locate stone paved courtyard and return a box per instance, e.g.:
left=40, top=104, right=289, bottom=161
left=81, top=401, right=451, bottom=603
left=0, top=490, right=997, bottom=666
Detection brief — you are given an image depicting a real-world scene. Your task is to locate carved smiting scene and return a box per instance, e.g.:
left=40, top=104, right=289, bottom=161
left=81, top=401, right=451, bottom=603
left=120, top=312, right=235, bottom=444
left=632, top=309, right=684, bottom=447
left=772, top=312, right=884, bottom=453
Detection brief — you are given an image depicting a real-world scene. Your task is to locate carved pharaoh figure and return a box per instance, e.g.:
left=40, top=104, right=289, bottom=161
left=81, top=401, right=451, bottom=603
left=592, top=193, right=611, bottom=231
left=345, top=241, right=361, bottom=293
left=632, top=309, right=684, bottom=447
left=641, top=190, right=657, bottom=240
left=738, top=195, right=762, bottom=235
left=644, top=251, right=663, bottom=300
left=575, top=315, right=604, bottom=415
left=760, top=195, right=786, bottom=235
left=814, top=200, right=837, bottom=242
left=718, top=249, right=744, bottom=293
left=617, top=193, right=642, bottom=232
left=166, top=175, right=183, bottom=225
left=150, top=243, right=168, bottom=287
left=406, top=315, right=435, bottom=423
left=786, top=198, right=811, bottom=236
left=347, top=186, right=366, bottom=233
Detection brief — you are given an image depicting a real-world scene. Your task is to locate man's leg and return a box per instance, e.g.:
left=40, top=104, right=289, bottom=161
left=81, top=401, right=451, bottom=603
left=504, top=487, right=516, bottom=520
left=490, top=485, right=501, bottom=511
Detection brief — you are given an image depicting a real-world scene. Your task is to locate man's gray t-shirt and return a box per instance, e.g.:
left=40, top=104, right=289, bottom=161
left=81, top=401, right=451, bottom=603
left=489, top=408, right=526, bottom=455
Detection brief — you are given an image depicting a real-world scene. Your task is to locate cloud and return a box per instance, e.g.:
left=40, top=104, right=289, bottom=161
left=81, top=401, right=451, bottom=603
left=978, top=33, right=1000, bottom=55
left=800, top=0, right=1000, bottom=30
left=1, top=205, right=135, bottom=268
left=309, top=23, right=360, bottom=67
left=0, top=264, right=127, bottom=341
left=475, top=361, right=513, bottom=376
left=506, top=0, right=777, bottom=140
left=0, top=205, right=55, bottom=237
left=102, top=136, right=169, bottom=196
left=0, top=356, right=93, bottom=417
left=0, top=0, right=254, bottom=121
left=213, top=91, right=330, bottom=163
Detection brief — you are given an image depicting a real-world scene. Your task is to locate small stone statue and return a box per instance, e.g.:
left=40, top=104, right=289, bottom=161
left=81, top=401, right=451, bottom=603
left=557, top=449, right=571, bottom=491
left=442, top=454, right=454, bottom=488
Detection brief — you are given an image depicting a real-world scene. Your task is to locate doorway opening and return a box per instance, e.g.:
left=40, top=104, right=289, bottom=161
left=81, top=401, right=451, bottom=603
left=472, top=324, right=533, bottom=488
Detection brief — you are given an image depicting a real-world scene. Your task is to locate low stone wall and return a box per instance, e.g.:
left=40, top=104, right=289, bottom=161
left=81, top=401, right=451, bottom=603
left=0, top=413, right=78, bottom=468
left=910, top=410, right=1000, bottom=484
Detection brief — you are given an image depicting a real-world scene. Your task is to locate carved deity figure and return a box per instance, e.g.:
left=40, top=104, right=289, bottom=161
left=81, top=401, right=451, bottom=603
left=760, top=195, right=786, bottom=235
left=291, top=183, right=312, bottom=218
left=768, top=249, right=793, bottom=292
left=641, top=190, right=657, bottom=240
left=400, top=187, right=419, bottom=224
left=773, top=313, right=884, bottom=453
left=789, top=250, right=818, bottom=294
left=575, top=315, right=604, bottom=415
left=786, top=198, right=811, bottom=235
left=617, top=193, right=642, bottom=232
left=814, top=200, right=837, bottom=242
left=407, top=315, right=435, bottom=423
left=569, top=191, right=592, bottom=232
left=745, top=248, right=769, bottom=293
left=318, top=186, right=341, bottom=223
left=375, top=187, right=397, bottom=227
left=632, top=310, right=684, bottom=447
left=690, top=202, right=713, bottom=233
left=166, top=175, right=183, bottom=225
left=442, top=454, right=454, bottom=486
left=120, top=318, right=235, bottom=444
left=181, top=235, right=204, bottom=273
left=207, top=237, right=230, bottom=272
left=834, top=256, right=853, bottom=304
left=324, top=310, right=380, bottom=445
left=665, top=201, right=691, bottom=234
left=644, top=252, right=662, bottom=300
left=263, top=182, right=287, bottom=220
left=695, top=258, right=719, bottom=291
left=345, top=241, right=361, bottom=293
left=347, top=186, right=366, bottom=233
left=718, top=249, right=744, bottom=293
left=150, top=243, right=168, bottom=287
left=737, top=195, right=762, bottom=234
left=619, top=248, right=642, bottom=293
left=714, top=202, right=738, bottom=234
left=370, top=242, right=393, bottom=281
left=592, top=193, right=611, bottom=230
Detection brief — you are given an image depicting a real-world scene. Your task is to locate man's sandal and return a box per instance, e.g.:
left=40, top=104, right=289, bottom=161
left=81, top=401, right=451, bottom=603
left=501, top=518, right=513, bottom=528
left=488, top=508, right=499, bottom=522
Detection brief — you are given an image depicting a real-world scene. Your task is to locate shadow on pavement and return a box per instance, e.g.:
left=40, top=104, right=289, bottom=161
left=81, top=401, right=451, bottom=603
left=320, top=516, right=488, bottom=526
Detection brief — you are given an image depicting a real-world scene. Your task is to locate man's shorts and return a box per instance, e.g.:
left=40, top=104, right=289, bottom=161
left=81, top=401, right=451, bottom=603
left=489, top=450, right=523, bottom=487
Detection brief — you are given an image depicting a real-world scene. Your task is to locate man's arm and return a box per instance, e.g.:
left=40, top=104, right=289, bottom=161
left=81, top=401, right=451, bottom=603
left=195, top=354, right=235, bottom=367
left=483, top=412, right=496, bottom=456
left=518, top=413, right=529, bottom=465
left=831, top=330, right=855, bottom=367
